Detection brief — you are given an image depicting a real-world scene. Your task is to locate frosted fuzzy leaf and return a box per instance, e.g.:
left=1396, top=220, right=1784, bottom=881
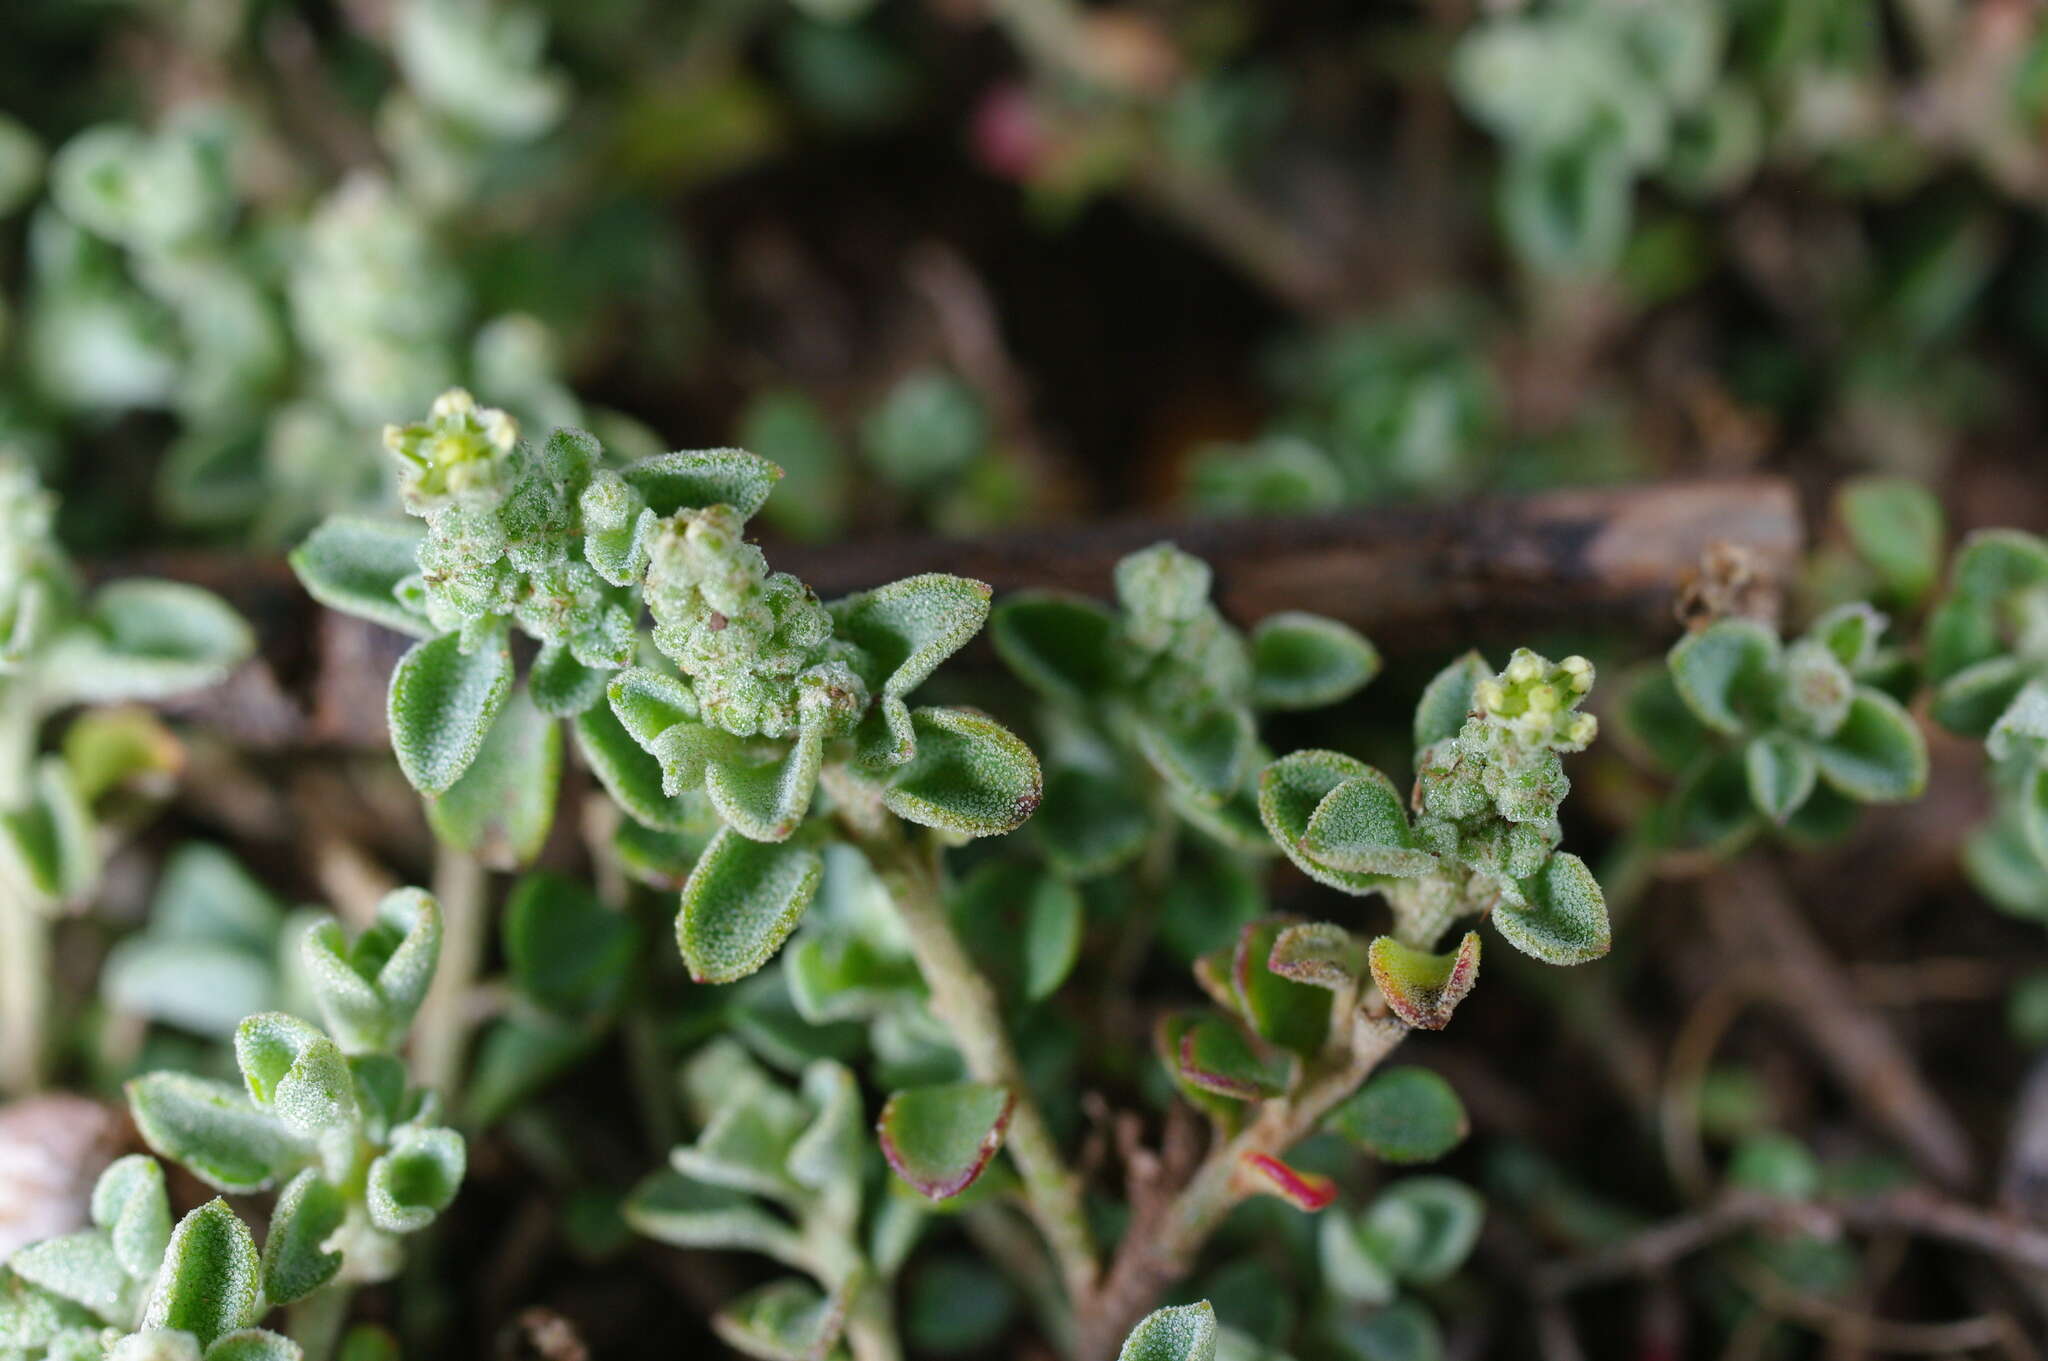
left=1744, top=732, right=1816, bottom=824
left=1809, top=689, right=1927, bottom=803
left=302, top=888, right=443, bottom=1054
left=125, top=1074, right=302, bottom=1194
left=288, top=517, right=434, bottom=638
left=383, top=388, right=518, bottom=511
left=8, top=1230, right=132, bottom=1322
left=1991, top=681, right=2048, bottom=766
left=234, top=1013, right=357, bottom=1142
left=831, top=574, right=992, bottom=768
left=387, top=627, right=513, bottom=794
left=259, top=1170, right=344, bottom=1306
left=1234, top=917, right=1332, bottom=1056
left=677, top=828, right=824, bottom=983
left=109, top=1331, right=204, bottom=1361
left=1413, top=651, right=1492, bottom=750
left=0, top=756, right=98, bottom=903
left=1838, top=476, right=1945, bottom=605
left=704, top=722, right=825, bottom=842
left=426, top=684, right=560, bottom=867
left=93, top=1155, right=172, bottom=1280
left=620, top=447, right=783, bottom=521
left=1157, top=1014, right=1250, bottom=1129
left=1030, top=765, right=1151, bottom=878
left=203, top=1331, right=304, bottom=1361
left=1175, top=1017, right=1288, bottom=1100
left=1267, top=921, right=1367, bottom=992
left=529, top=642, right=610, bottom=717
left=577, top=471, right=657, bottom=588
left=622, top=1170, right=803, bottom=1260
left=1115, top=544, right=1212, bottom=650
left=883, top=706, right=1043, bottom=837
left=1135, top=706, right=1255, bottom=808
left=141, top=1201, right=261, bottom=1348
left=1669, top=620, right=1780, bottom=735
left=365, top=1127, right=465, bottom=1234
left=1119, top=1301, right=1219, bottom=1361
left=988, top=591, right=1119, bottom=704
left=1258, top=750, right=1388, bottom=895
left=1495, top=851, right=1609, bottom=965
left=573, top=703, right=702, bottom=831
left=712, top=1278, right=852, bottom=1361
left=41, top=581, right=254, bottom=705
left=787, top=1060, right=865, bottom=1192
left=1327, top=1067, right=1468, bottom=1165
left=1249, top=612, right=1381, bottom=710
left=1364, top=1176, right=1484, bottom=1282
left=1369, top=932, right=1481, bottom=1030
left=672, top=1087, right=809, bottom=1202
left=877, top=1082, right=1015, bottom=1201
left=1299, top=769, right=1438, bottom=878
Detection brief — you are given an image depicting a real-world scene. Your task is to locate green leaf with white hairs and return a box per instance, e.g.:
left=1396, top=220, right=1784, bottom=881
left=529, top=642, right=609, bottom=717
left=1249, top=612, right=1380, bottom=710
left=1495, top=851, right=1609, bottom=965
left=109, top=1330, right=204, bottom=1361
left=623, top=1171, right=804, bottom=1263
left=426, top=684, right=559, bottom=867
left=302, top=887, right=442, bottom=1054
left=288, top=516, right=433, bottom=638
left=678, top=828, right=823, bottom=983
left=607, top=667, right=699, bottom=746
left=1369, top=933, right=1481, bottom=1030
left=1668, top=618, right=1780, bottom=734
left=141, top=1201, right=262, bottom=1348
left=883, top=706, right=1043, bottom=837
left=1838, top=476, right=1944, bottom=605
left=1030, top=765, right=1151, bottom=878
left=1267, top=921, right=1367, bottom=992
left=234, top=1013, right=357, bottom=1141
left=705, top=722, right=825, bottom=842
left=387, top=627, right=513, bottom=795
left=830, top=574, right=992, bottom=769
left=504, top=872, right=638, bottom=1019
left=673, top=1095, right=808, bottom=1202
left=42, top=580, right=253, bottom=704
left=787, top=1060, right=865, bottom=1192
left=1174, top=1017, right=1288, bottom=1100
left=1744, top=732, right=1815, bottom=824
left=620, top=448, right=782, bottom=520
left=1119, top=1301, right=1218, bottom=1361
left=1808, top=601, right=1887, bottom=674
left=204, top=1330, right=304, bottom=1361
left=712, top=1278, right=851, bottom=1361
left=0, top=755, right=98, bottom=903
left=1233, top=917, right=1332, bottom=1056
left=1412, top=651, right=1491, bottom=751
left=1327, top=1067, right=1469, bottom=1165
left=258, top=1170, right=344, bottom=1307
left=1258, top=750, right=1388, bottom=895
left=1932, top=655, right=2032, bottom=738
left=365, top=1126, right=465, bottom=1234
left=1319, top=1209, right=1398, bottom=1306
left=573, top=703, right=701, bottom=831
left=1136, top=707, right=1255, bottom=809
left=989, top=591, right=1120, bottom=704
left=1809, top=688, right=1927, bottom=803
left=125, top=1074, right=302, bottom=1194
left=878, top=1082, right=1015, bottom=1201
left=94, top=1154, right=172, bottom=1280
left=1299, top=769, right=1438, bottom=878
left=1364, top=1176, right=1484, bottom=1282
left=8, top=1231, right=132, bottom=1322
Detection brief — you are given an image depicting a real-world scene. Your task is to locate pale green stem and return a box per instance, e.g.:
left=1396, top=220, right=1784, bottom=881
left=411, top=846, right=488, bottom=1101
left=287, top=1283, right=353, bottom=1361
left=0, top=694, right=45, bottom=1096
left=843, top=1282, right=903, bottom=1361
left=857, top=827, right=1100, bottom=1311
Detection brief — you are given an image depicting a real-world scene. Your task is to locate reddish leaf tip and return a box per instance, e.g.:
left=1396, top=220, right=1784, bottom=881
left=1238, top=1151, right=1337, bottom=1211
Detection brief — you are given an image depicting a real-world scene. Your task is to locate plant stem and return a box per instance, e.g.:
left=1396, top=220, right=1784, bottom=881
left=843, top=1280, right=904, bottom=1361
left=0, top=696, right=44, bottom=1096
left=288, top=1284, right=354, bottom=1361
left=412, top=845, right=488, bottom=1101
left=1076, top=1010, right=1408, bottom=1358
left=857, top=826, right=1100, bottom=1311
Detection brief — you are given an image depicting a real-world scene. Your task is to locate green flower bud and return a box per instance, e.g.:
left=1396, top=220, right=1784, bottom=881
left=384, top=389, right=518, bottom=511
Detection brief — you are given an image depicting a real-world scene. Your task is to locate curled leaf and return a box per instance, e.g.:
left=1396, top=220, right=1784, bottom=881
left=1238, top=1152, right=1337, bottom=1211
left=1258, top=750, right=1387, bottom=895
left=677, top=829, right=823, bottom=983
left=1369, top=932, right=1481, bottom=1030
left=140, top=1201, right=261, bottom=1348
left=1495, top=852, right=1609, bottom=966
left=387, top=628, right=513, bottom=795
left=882, top=706, right=1043, bottom=838
left=877, top=1082, right=1015, bottom=1201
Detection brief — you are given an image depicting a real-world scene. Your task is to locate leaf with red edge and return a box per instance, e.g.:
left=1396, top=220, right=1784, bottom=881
left=1368, top=932, right=1480, bottom=1030
left=1156, top=1014, right=1250, bottom=1130
left=1268, top=921, right=1366, bottom=992
left=1192, top=947, right=1241, bottom=1015
left=1177, top=1018, right=1288, bottom=1100
left=1234, top=917, right=1333, bottom=1055
left=1238, top=1152, right=1337, bottom=1211
left=877, top=1082, right=1015, bottom=1202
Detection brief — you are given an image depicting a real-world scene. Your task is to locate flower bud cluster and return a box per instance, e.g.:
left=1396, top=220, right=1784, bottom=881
left=1111, top=543, right=1251, bottom=718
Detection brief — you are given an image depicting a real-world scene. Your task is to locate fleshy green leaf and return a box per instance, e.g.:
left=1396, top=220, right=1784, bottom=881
left=1119, top=1302, right=1219, bottom=1361
left=1744, top=732, right=1815, bottom=824
left=43, top=581, right=253, bottom=704
left=989, top=591, right=1119, bottom=705
left=573, top=702, right=700, bottom=831
left=259, top=1170, right=344, bottom=1306
left=1668, top=618, right=1779, bottom=734
left=877, top=1082, right=1015, bottom=1201
left=234, top=1013, right=357, bottom=1141
left=1614, top=663, right=1712, bottom=775
left=1258, top=750, right=1387, bottom=895
left=1157, top=1013, right=1249, bottom=1129
left=125, top=1074, right=301, bottom=1194
left=288, top=516, right=432, bottom=638
left=365, top=1126, right=466, bottom=1234
left=1838, top=476, right=1943, bottom=605
left=1368, top=932, right=1480, bottom=1030
left=1267, top=921, right=1366, bottom=992
left=831, top=574, right=992, bottom=769
left=529, top=642, right=609, bottom=717
left=623, top=1170, right=803, bottom=1261
left=621, top=448, right=782, bottom=520
left=0, top=756, right=97, bottom=903
left=1932, top=655, right=2032, bottom=738
left=387, top=628, right=513, bottom=795
left=1176, top=1017, right=1288, bottom=1100
left=8, top=1232, right=131, bottom=1322
left=883, top=706, right=1043, bottom=837
left=1234, top=917, right=1332, bottom=1055
left=678, top=829, right=824, bottom=983
left=425, top=684, right=560, bottom=867
left=504, top=872, right=637, bottom=1018
left=712, top=1278, right=850, bottom=1361
left=1249, top=612, right=1380, bottom=711
left=1030, top=765, right=1151, bottom=879
left=141, top=1201, right=261, bottom=1348
left=1413, top=652, right=1491, bottom=751
left=204, top=1330, right=304, bottom=1361
left=301, top=888, right=442, bottom=1054
left=1364, top=1176, right=1484, bottom=1282
left=1327, top=1067, right=1469, bottom=1165
left=1299, top=770, right=1438, bottom=878
left=1495, top=852, right=1609, bottom=966
left=787, top=1060, right=865, bottom=1192
left=93, top=1155, right=171, bottom=1281
left=1136, top=707, right=1254, bottom=809
left=1809, top=688, right=1927, bottom=803
left=705, top=724, right=825, bottom=842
